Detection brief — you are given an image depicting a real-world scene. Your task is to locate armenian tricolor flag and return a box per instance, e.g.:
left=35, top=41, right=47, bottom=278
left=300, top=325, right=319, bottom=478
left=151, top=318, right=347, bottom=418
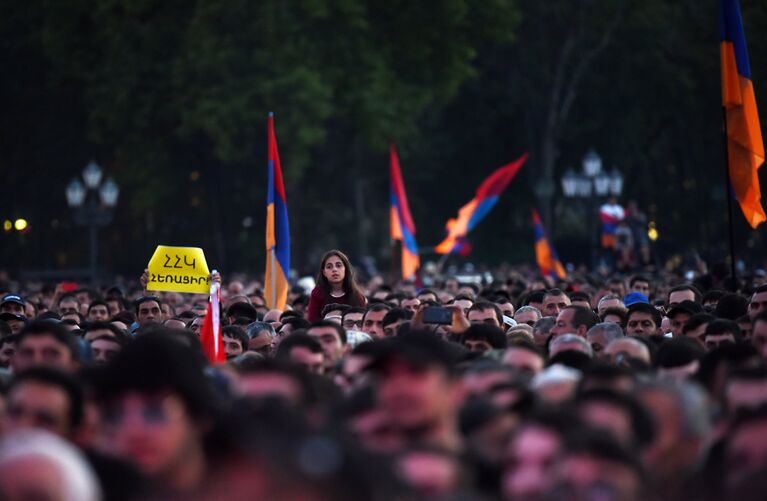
left=721, top=0, right=765, bottom=228
left=265, top=112, right=290, bottom=309
left=532, top=209, right=566, bottom=280
left=390, top=145, right=420, bottom=280
left=435, top=154, right=528, bottom=254
left=599, top=202, right=625, bottom=249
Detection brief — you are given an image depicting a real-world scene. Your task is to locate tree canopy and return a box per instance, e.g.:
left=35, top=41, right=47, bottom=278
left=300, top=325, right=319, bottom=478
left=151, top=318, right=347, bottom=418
left=1, top=0, right=765, bottom=276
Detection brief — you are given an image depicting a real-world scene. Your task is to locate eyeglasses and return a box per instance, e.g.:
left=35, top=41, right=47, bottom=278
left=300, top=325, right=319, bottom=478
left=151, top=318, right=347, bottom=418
left=343, top=319, right=363, bottom=329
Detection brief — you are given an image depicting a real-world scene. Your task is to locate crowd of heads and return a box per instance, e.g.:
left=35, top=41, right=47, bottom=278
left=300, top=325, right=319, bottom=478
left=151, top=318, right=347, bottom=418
left=1, top=260, right=767, bottom=500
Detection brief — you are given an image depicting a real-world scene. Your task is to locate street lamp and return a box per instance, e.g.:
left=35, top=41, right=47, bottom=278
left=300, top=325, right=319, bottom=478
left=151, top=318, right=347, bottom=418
left=65, top=161, right=119, bottom=285
left=560, top=150, right=623, bottom=267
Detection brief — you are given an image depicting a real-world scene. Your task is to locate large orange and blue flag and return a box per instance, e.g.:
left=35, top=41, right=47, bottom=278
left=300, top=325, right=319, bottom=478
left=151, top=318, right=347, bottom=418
left=390, top=145, right=420, bottom=279
left=721, top=0, right=765, bottom=228
left=435, top=154, right=528, bottom=254
left=265, top=112, right=290, bottom=309
left=532, top=209, right=566, bottom=280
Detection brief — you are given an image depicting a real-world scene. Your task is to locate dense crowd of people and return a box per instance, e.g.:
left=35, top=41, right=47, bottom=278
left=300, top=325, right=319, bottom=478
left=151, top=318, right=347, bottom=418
left=1, top=249, right=767, bottom=500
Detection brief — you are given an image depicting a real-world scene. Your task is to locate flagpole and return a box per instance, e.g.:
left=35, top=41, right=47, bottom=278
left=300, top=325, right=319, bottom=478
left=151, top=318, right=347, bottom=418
left=210, top=272, right=221, bottom=361
left=722, top=107, right=738, bottom=290
left=269, top=248, right=276, bottom=307
left=390, top=240, right=398, bottom=285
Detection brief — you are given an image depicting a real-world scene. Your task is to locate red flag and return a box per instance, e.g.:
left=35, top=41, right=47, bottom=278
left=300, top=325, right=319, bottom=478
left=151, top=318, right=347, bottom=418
left=199, top=283, right=226, bottom=364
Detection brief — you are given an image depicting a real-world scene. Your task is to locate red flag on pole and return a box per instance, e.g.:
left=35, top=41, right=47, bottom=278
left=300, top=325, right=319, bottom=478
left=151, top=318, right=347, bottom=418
left=199, top=280, right=226, bottom=364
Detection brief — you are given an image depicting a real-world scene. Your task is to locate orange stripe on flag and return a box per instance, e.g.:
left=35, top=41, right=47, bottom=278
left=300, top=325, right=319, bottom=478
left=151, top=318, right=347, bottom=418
left=723, top=41, right=766, bottom=228
left=264, top=254, right=289, bottom=310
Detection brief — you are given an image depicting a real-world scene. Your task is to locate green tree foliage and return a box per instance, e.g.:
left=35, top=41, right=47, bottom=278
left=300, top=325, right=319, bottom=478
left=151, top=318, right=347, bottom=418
left=0, top=0, right=765, bottom=275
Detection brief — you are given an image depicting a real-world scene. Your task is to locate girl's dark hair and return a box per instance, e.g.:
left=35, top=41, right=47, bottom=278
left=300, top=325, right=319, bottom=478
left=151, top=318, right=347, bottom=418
left=316, top=250, right=365, bottom=307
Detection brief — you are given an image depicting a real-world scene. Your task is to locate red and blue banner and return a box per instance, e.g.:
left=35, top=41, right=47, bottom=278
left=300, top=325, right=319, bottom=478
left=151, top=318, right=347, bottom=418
left=436, top=154, right=528, bottom=254
left=265, top=112, right=290, bottom=309
left=390, top=145, right=420, bottom=280
left=721, top=0, right=765, bottom=228
left=533, top=209, right=566, bottom=280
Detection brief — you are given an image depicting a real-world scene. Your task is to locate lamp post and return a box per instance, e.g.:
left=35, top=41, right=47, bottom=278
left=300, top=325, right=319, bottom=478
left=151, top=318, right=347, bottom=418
left=560, top=150, right=623, bottom=268
left=65, top=161, right=119, bottom=285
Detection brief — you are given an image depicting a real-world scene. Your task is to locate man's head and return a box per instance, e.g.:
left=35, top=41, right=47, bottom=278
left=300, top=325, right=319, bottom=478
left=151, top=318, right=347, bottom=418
left=597, top=295, right=625, bottom=316
left=542, top=289, right=571, bottom=317
left=6, top=368, right=84, bottom=438
left=552, top=432, right=644, bottom=501
left=494, top=295, right=515, bottom=318
left=342, top=307, right=366, bottom=331
left=0, top=430, right=101, bottom=501
left=401, top=296, right=421, bottom=314
left=222, top=326, right=249, bottom=359
left=0, top=294, right=25, bottom=316
left=636, top=379, right=710, bottom=481
left=682, top=313, right=715, bottom=347
left=704, top=319, right=742, bottom=351
left=502, top=342, right=545, bottom=377
left=134, top=296, right=163, bottom=326
left=587, top=323, right=625, bottom=358
left=307, top=320, right=347, bottom=369
left=752, top=310, right=767, bottom=356
left=13, top=321, right=79, bottom=373
left=83, top=321, right=125, bottom=343
left=246, top=321, right=276, bottom=356
left=629, top=275, right=651, bottom=297
left=550, top=306, right=598, bottom=339
left=749, top=285, right=767, bottom=320
left=320, top=303, right=349, bottom=324
left=549, top=334, right=594, bottom=358
left=89, top=335, right=124, bottom=366
left=274, top=333, right=325, bottom=374
left=382, top=308, right=412, bottom=337
left=462, top=324, right=508, bottom=353
left=532, top=317, right=556, bottom=347
left=96, top=334, right=218, bottom=482
left=724, top=406, right=767, bottom=493
left=656, top=338, right=705, bottom=379
left=86, top=300, right=110, bottom=322
left=0, top=313, right=28, bottom=335
left=450, top=294, right=474, bottom=316
left=667, top=284, right=701, bottom=309
left=57, top=295, right=80, bottom=316
left=514, top=306, right=542, bottom=327
left=0, top=334, right=16, bottom=368
left=276, top=317, right=309, bottom=340
left=725, top=367, right=767, bottom=415
left=362, top=304, right=391, bottom=339
left=467, top=301, right=503, bottom=328
left=368, top=333, right=462, bottom=436
left=604, top=338, right=651, bottom=366
left=665, top=301, right=699, bottom=338
left=625, top=304, right=662, bottom=338
left=502, top=412, right=572, bottom=500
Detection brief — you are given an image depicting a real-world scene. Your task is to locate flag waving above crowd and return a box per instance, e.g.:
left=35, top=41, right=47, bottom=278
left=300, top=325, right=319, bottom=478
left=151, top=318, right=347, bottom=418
left=436, top=154, right=528, bottom=254
left=264, top=112, right=291, bottom=310
left=389, top=145, right=420, bottom=280
left=720, top=0, right=766, bottom=228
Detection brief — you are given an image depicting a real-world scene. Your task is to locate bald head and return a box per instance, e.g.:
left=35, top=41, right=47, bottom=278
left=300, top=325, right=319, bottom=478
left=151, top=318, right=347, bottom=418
left=604, top=338, right=651, bottom=365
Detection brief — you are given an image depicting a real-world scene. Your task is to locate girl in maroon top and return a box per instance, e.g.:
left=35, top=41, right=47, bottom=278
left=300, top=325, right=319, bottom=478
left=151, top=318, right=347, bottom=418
left=307, top=250, right=367, bottom=322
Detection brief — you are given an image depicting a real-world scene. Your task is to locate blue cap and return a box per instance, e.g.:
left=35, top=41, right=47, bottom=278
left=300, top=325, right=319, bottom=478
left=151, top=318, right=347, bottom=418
left=623, top=292, right=649, bottom=307
left=0, top=294, right=24, bottom=306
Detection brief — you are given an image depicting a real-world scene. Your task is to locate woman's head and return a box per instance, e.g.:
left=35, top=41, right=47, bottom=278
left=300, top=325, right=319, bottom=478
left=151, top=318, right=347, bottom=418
left=318, top=250, right=355, bottom=291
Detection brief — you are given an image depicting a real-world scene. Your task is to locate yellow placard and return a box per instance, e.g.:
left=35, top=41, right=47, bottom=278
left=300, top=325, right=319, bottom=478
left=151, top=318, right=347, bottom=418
left=147, top=246, right=211, bottom=294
